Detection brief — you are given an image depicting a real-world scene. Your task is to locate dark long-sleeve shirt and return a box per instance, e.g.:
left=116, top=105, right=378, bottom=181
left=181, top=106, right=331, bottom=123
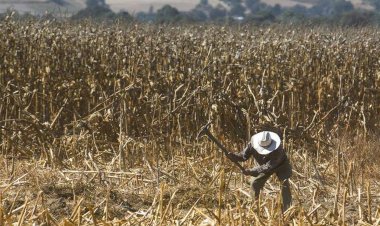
left=228, top=142, right=287, bottom=175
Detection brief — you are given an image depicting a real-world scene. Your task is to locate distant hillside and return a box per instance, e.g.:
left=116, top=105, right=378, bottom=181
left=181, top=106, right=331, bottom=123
left=263, top=0, right=367, bottom=8
left=0, top=0, right=371, bottom=15
left=0, top=0, right=83, bottom=15
left=107, top=0, right=371, bottom=12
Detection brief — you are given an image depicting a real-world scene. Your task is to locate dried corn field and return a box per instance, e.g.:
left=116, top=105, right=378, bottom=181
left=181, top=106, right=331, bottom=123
left=0, top=17, right=380, bottom=225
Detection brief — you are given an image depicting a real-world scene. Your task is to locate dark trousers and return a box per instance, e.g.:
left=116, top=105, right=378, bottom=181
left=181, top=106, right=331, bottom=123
left=251, top=159, right=292, bottom=212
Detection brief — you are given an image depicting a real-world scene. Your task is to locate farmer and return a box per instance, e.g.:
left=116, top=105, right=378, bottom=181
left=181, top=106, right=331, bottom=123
left=226, top=131, right=292, bottom=211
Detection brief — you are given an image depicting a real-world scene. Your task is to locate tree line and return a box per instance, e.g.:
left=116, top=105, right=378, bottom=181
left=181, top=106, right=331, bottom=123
left=2, top=0, right=380, bottom=26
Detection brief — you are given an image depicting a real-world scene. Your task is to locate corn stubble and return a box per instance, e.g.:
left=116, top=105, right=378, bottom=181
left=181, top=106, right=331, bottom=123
left=0, top=17, right=379, bottom=225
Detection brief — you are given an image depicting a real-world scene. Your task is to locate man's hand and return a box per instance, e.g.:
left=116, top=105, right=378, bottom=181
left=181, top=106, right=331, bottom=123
left=225, top=152, right=236, bottom=161
left=241, top=168, right=259, bottom=177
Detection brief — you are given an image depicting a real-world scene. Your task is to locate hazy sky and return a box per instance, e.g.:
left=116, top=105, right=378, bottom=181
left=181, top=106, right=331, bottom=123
left=106, top=0, right=217, bottom=12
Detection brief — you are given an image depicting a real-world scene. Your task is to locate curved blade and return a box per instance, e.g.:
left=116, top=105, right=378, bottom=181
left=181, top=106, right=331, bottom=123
left=196, top=121, right=212, bottom=140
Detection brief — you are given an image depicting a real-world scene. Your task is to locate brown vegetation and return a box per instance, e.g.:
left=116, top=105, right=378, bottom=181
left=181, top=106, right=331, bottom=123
left=0, top=17, right=379, bottom=225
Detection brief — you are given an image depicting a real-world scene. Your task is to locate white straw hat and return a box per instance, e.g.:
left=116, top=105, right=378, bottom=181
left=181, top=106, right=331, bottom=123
left=251, top=131, right=281, bottom=155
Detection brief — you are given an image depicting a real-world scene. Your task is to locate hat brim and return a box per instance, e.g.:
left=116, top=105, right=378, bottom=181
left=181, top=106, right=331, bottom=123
left=251, top=131, right=281, bottom=155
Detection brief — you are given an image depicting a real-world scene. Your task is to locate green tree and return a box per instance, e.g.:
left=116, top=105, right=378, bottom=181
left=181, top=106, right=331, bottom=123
left=156, top=5, right=182, bottom=23
left=220, top=0, right=245, bottom=17
left=245, top=11, right=275, bottom=24
left=340, top=10, right=375, bottom=26
left=230, top=3, right=245, bottom=17
left=363, top=0, right=380, bottom=10
left=50, top=0, right=66, bottom=6
left=116, top=11, right=133, bottom=22
left=86, top=0, right=108, bottom=8
left=72, top=0, right=114, bottom=20
left=245, top=0, right=268, bottom=13
left=209, top=4, right=227, bottom=20
left=200, top=0, right=208, bottom=5
left=309, top=0, right=353, bottom=17
left=189, top=9, right=208, bottom=22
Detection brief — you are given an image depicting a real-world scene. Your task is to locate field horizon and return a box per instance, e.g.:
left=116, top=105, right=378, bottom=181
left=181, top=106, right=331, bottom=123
left=0, top=0, right=372, bottom=14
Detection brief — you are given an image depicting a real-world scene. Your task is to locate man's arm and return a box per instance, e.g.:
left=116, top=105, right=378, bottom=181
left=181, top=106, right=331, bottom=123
left=243, top=148, right=286, bottom=176
left=225, top=143, right=253, bottom=162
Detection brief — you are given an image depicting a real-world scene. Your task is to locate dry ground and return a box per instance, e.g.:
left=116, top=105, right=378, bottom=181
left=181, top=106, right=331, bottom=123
left=1, top=135, right=380, bottom=225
